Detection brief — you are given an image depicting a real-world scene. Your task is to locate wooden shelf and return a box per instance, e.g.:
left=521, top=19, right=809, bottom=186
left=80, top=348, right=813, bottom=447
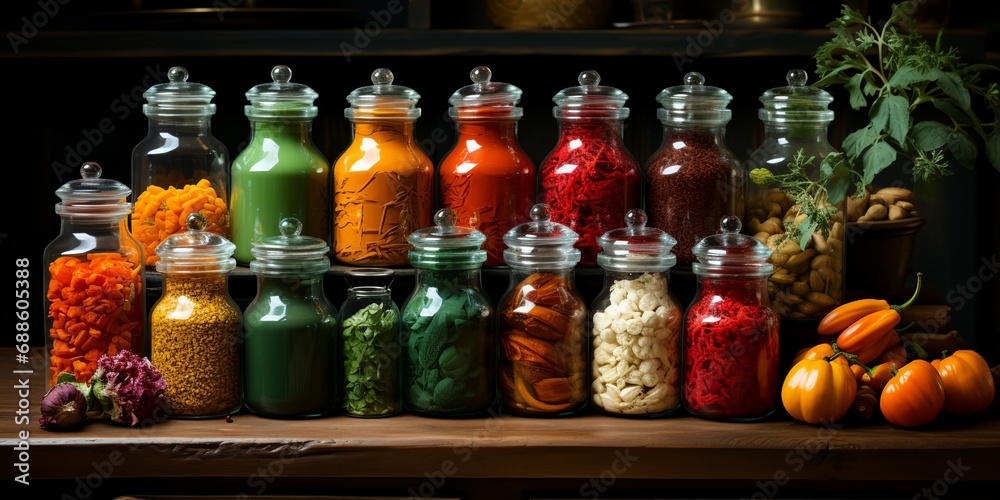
left=5, top=347, right=1000, bottom=497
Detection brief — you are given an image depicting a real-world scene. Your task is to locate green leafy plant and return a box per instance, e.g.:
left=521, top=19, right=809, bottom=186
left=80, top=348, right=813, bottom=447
left=813, top=1, right=1000, bottom=196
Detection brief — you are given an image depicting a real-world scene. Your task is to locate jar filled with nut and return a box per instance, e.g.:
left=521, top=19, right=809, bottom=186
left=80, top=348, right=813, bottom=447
left=591, top=208, right=683, bottom=417
left=152, top=212, right=242, bottom=418
left=498, top=203, right=588, bottom=417
left=745, top=69, right=845, bottom=321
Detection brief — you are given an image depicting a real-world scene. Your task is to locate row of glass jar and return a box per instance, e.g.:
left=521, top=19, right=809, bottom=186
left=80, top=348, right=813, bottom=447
left=130, top=65, right=845, bottom=324
left=43, top=165, right=780, bottom=422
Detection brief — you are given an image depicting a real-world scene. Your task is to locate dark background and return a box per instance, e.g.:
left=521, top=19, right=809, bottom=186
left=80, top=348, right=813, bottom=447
left=2, top=1, right=998, bottom=363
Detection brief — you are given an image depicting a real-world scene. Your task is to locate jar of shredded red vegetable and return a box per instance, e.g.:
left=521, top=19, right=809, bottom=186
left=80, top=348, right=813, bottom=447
left=439, top=66, right=536, bottom=266
left=333, top=68, right=434, bottom=267
left=646, top=72, right=743, bottom=270
left=538, top=70, right=641, bottom=267
left=498, top=203, right=587, bottom=416
left=591, top=208, right=683, bottom=417
left=683, top=215, right=780, bottom=421
left=43, top=162, right=146, bottom=388
left=745, top=69, right=845, bottom=322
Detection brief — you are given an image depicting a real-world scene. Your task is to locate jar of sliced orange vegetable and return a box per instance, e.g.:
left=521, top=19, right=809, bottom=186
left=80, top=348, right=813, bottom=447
left=131, top=66, right=230, bottom=267
left=43, top=162, right=146, bottom=388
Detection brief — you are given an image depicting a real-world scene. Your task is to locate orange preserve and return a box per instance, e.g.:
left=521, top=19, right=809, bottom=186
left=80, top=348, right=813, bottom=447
left=439, top=66, right=536, bottom=266
left=332, top=68, right=434, bottom=266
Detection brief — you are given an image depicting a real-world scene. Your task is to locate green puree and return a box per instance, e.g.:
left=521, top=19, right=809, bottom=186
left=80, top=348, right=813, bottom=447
left=231, top=121, right=330, bottom=265
left=243, top=279, right=338, bottom=417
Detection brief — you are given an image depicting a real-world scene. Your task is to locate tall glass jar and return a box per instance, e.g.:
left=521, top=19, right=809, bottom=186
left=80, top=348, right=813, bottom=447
left=231, top=65, right=330, bottom=265
left=439, top=66, right=536, bottom=266
left=498, top=203, right=587, bottom=416
left=339, top=268, right=402, bottom=417
left=333, top=68, right=434, bottom=266
left=243, top=218, right=338, bottom=418
left=745, top=69, right=845, bottom=321
left=591, top=209, right=683, bottom=417
left=646, top=72, right=743, bottom=270
left=43, top=162, right=145, bottom=388
left=683, top=216, right=780, bottom=422
left=151, top=212, right=242, bottom=418
left=131, top=66, right=230, bottom=267
left=539, top=70, right=641, bottom=267
left=401, top=209, right=496, bottom=417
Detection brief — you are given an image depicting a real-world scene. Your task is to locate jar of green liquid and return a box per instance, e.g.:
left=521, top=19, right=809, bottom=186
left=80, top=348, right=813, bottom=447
left=401, top=208, right=496, bottom=417
left=244, top=217, right=338, bottom=418
left=339, top=268, right=402, bottom=417
left=231, top=65, right=331, bottom=265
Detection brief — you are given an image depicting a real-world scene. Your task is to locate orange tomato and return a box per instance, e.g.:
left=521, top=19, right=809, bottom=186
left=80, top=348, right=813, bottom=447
left=931, top=350, right=996, bottom=416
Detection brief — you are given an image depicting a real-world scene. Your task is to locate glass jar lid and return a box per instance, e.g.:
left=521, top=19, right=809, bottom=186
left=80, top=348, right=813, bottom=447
left=143, top=66, right=217, bottom=119
left=408, top=209, right=487, bottom=269
left=759, top=69, right=835, bottom=123
left=448, top=66, right=524, bottom=120
left=249, top=218, right=330, bottom=276
left=656, top=72, right=733, bottom=126
left=345, top=68, right=421, bottom=121
left=691, top=216, right=773, bottom=277
left=597, top=209, right=677, bottom=272
left=244, top=65, right=318, bottom=120
left=155, top=212, right=236, bottom=274
left=552, top=70, right=629, bottom=120
left=54, top=162, right=132, bottom=220
left=503, top=203, right=580, bottom=269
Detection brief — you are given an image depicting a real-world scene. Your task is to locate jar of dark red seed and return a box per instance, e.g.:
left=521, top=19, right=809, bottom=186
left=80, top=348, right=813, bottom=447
left=645, top=72, right=743, bottom=270
left=538, top=70, right=641, bottom=267
left=683, top=215, right=780, bottom=422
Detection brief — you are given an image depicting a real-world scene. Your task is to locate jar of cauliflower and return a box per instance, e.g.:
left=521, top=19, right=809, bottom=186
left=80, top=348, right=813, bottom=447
left=590, top=209, right=683, bottom=417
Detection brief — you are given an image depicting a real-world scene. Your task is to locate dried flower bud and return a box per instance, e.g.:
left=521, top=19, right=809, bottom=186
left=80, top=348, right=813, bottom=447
left=39, top=383, right=89, bottom=431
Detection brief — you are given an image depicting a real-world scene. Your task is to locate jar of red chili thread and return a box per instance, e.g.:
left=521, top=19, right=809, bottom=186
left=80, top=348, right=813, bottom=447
left=538, top=70, right=641, bottom=267
left=645, top=72, right=743, bottom=271
left=439, top=66, right=536, bottom=266
left=683, top=215, right=780, bottom=422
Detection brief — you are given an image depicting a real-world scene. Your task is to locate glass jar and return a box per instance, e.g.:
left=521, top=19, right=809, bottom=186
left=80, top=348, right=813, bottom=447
left=333, top=68, right=434, bottom=266
left=539, top=70, right=641, bottom=267
left=498, top=203, right=587, bottom=416
left=243, top=218, right=338, bottom=418
left=683, top=216, right=780, bottom=421
left=43, top=162, right=146, bottom=388
left=745, top=69, right=845, bottom=321
left=131, top=66, right=230, bottom=267
left=591, top=209, right=683, bottom=417
left=339, top=268, right=402, bottom=417
left=401, top=209, right=496, bottom=417
left=151, top=212, right=242, bottom=418
left=439, top=66, right=536, bottom=266
left=231, top=65, right=330, bottom=265
left=646, top=72, right=743, bottom=270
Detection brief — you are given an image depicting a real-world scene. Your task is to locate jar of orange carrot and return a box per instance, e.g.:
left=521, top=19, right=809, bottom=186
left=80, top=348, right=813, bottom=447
left=43, top=162, right=147, bottom=388
left=131, top=66, right=230, bottom=267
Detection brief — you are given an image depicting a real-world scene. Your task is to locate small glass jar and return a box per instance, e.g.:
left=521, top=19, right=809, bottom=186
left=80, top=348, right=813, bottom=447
left=683, top=216, right=780, bottom=422
left=401, top=209, right=496, bottom=417
left=538, top=70, right=641, bottom=267
left=43, top=162, right=146, bottom=388
left=591, top=209, right=683, bottom=417
left=131, top=66, right=230, bottom=267
left=231, top=65, right=330, bottom=265
left=243, top=218, right=338, bottom=418
left=498, top=203, right=587, bottom=416
left=333, top=68, right=434, bottom=266
left=439, top=66, right=536, bottom=266
left=151, top=212, right=242, bottom=418
left=745, top=69, right=845, bottom=321
left=339, top=268, right=402, bottom=417
left=646, top=72, right=743, bottom=269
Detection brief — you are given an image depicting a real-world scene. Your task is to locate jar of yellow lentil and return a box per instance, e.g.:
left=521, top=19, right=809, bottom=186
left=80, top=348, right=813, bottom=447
left=151, top=212, right=242, bottom=418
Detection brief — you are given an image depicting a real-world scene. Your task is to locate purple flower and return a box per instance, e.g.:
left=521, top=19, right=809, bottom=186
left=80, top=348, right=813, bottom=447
left=39, top=383, right=89, bottom=431
left=91, top=349, right=168, bottom=427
